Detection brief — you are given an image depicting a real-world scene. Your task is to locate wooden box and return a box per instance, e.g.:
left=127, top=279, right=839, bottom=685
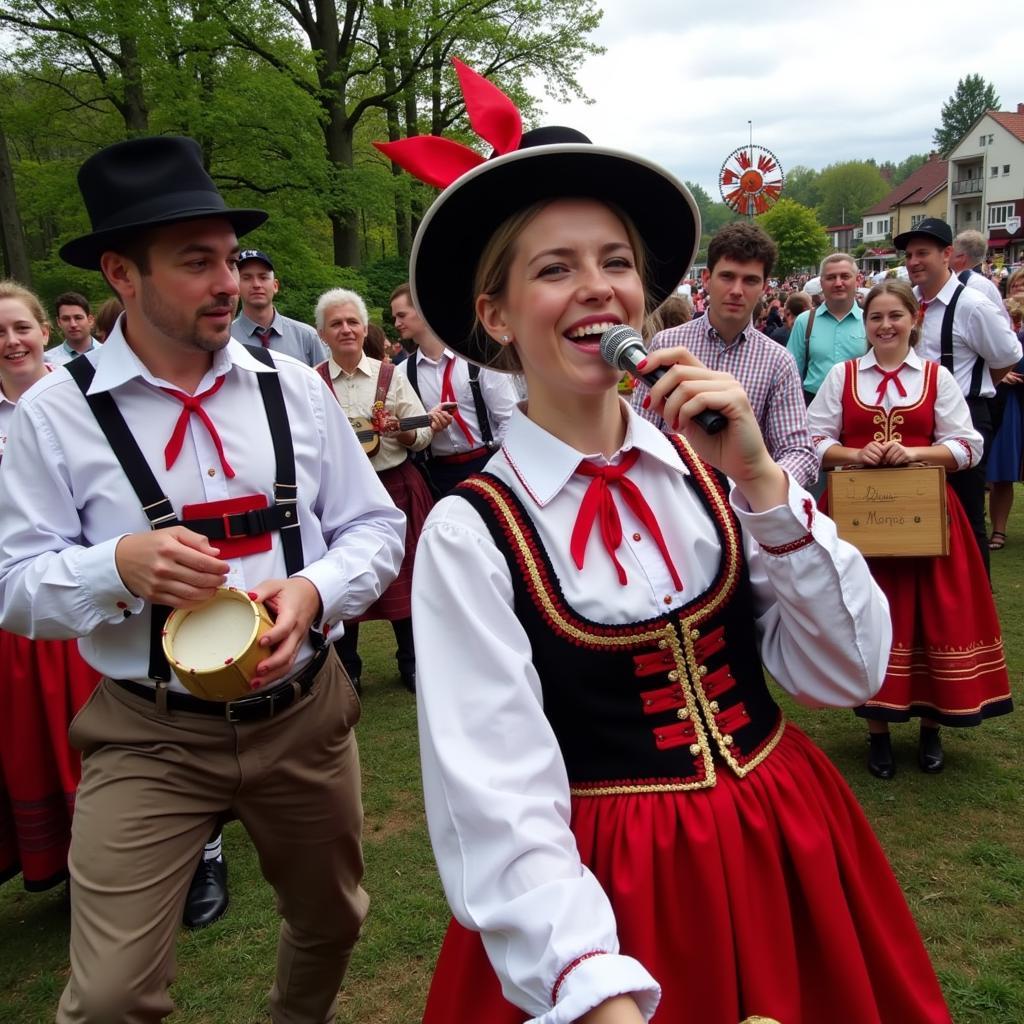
left=827, top=464, right=948, bottom=558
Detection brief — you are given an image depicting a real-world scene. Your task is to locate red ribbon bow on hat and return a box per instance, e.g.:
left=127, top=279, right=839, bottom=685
left=373, top=59, right=522, bottom=189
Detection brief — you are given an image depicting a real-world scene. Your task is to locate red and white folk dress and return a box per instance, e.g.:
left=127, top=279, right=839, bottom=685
left=0, top=382, right=100, bottom=890
left=810, top=353, right=1012, bottom=726
left=413, top=406, right=951, bottom=1024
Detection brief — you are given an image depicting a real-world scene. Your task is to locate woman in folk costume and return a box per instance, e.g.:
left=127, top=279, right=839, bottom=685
left=0, top=281, right=100, bottom=890
left=314, top=287, right=441, bottom=693
left=808, top=280, right=1012, bottom=779
left=380, top=62, right=951, bottom=1024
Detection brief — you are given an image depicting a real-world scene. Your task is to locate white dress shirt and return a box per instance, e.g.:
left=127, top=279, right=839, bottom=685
left=915, top=272, right=1022, bottom=397
left=412, top=404, right=891, bottom=1024
left=806, top=349, right=983, bottom=469
left=394, top=347, right=516, bottom=455
left=0, top=318, right=406, bottom=692
left=961, top=267, right=1012, bottom=326
left=0, top=386, right=15, bottom=459
left=44, top=338, right=103, bottom=366
left=324, top=353, right=432, bottom=472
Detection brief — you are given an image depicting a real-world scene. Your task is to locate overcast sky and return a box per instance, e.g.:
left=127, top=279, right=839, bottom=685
left=539, top=1, right=1024, bottom=199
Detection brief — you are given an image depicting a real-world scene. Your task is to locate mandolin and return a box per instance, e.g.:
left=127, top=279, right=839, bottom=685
left=348, top=414, right=432, bottom=457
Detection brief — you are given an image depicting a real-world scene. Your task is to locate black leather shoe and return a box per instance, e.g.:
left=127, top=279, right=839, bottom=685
left=867, top=732, right=895, bottom=779
left=400, top=671, right=416, bottom=693
left=183, top=856, right=229, bottom=929
left=918, top=727, right=944, bottom=773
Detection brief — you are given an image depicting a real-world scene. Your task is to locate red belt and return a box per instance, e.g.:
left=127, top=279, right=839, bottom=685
left=432, top=446, right=491, bottom=465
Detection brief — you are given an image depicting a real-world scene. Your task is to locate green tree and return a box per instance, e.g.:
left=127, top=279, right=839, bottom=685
left=815, top=161, right=889, bottom=227
left=933, top=74, right=1000, bottom=157
left=783, top=165, right=820, bottom=210
left=879, top=153, right=929, bottom=186
left=756, top=198, right=829, bottom=277
left=684, top=180, right=737, bottom=237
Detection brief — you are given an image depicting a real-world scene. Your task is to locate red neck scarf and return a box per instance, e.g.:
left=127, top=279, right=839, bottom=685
left=871, top=363, right=908, bottom=403
left=570, top=449, right=683, bottom=591
left=160, top=374, right=235, bottom=478
left=441, top=357, right=476, bottom=447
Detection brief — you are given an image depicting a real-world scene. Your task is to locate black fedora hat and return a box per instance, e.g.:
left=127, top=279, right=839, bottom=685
left=893, top=217, right=953, bottom=251
left=60, top=136, right=268, bottom=270
left=408, top=127, right=700, bottom=369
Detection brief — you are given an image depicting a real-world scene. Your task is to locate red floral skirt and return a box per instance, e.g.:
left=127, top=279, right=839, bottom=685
left=355, top=459, right=434, bottom=623
left=0, top=631, right=99, bottom=890
left=423, top=725, right=951, bottom=1024
left=860, top=485, right=1011, bottom=725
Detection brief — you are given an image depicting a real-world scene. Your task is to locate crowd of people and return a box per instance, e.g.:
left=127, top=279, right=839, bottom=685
left=0, top=60, right=1021, bottom=1024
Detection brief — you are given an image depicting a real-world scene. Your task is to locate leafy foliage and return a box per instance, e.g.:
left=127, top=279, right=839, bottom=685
left=815, top=161, right=890, bottom=227
left=933, top=74, right=1000, bottom=157
left=756, top=198, right=829, bottom=277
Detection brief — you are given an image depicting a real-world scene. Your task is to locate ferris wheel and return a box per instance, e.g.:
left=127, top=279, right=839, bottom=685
left=719, top=145, right=785, bottom=216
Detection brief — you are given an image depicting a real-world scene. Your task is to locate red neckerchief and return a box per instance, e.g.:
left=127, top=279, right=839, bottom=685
left=159, top=374, right=235, bottom=478
left=441, top=356, right=476, bottom=447
left=871, top=363, right=908, bottom=403
left=570, top=448, right=683, bottom=590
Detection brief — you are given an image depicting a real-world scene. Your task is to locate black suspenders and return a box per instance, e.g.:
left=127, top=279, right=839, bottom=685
left=406, top=353, right=495, bottom=449
left=65, top=346, right=316, bottom=682
left=938, top=283, right=986, bottom=398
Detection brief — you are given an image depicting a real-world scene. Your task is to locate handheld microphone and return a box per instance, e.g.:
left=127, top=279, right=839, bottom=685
left=600, top=325, right=728, bottom=435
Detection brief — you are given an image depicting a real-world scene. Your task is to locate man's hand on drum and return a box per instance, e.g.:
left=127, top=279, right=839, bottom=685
left=246, top=576, right=323, bottom=689
left=115, top=526, right=229, bottom=608
left=639, top=346, right=787, bottom=511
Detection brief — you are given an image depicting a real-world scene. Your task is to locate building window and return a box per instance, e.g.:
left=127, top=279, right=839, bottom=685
left=980, top=135, right=987, bottom=146
left=911, top=214, right=924, bottom=228
left=991, top=166, right=999, bottom=177
left=1004, top=165, right=1011, bottom=175
left=988, top=203, right=1015, bottom=227
left=989, top=135, right=994, bottom=144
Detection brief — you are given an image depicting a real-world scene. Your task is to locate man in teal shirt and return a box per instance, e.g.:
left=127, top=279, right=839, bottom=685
left=787, top=253, right=867, bottom=402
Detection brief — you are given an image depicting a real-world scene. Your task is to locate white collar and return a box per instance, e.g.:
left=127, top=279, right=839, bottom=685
left=916, top=271, right=959, bottom=308
left=87, top=314, right=275, bottom=396
left=860, top=347, right=922, bottom=372
left=327, top=352, right=375, bottom=379
left=499, top=401, right=690, bottom=508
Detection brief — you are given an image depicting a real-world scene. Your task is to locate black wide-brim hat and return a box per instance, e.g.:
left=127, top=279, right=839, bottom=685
left=60, top=135, right=268, bottom=270
left=410, top=128, right=701, bottom=369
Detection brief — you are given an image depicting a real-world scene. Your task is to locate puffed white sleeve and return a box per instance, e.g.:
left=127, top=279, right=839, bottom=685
left=805, top=362, right=846, bottom=463
left=730, top=476, right=892, bottom=708
left=933, top=366, right=983, bottom=469
left=412, top=497, right=660, bottom=1024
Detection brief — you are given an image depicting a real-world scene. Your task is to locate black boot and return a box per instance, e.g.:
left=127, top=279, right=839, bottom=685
left=183, top=854, right=229, bottom=929
left=918, top=726, right=944, bottom=773
left=867, top=732, right=895, bottom=779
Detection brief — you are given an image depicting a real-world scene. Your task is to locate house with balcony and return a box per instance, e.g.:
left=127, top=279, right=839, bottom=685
left=947, top=103, right=1024, bottom=264
left=861, top=154, right=949, bottom=270
left=826, top=224, right=858, bottom=252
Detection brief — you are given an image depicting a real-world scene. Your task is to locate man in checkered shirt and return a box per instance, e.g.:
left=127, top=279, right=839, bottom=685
left=632, top=222, right=817, bottom=488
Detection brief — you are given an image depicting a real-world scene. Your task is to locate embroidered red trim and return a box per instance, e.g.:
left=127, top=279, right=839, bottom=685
left=953, top=438, right=974, bottom=468
left=552, top=950, right=608, bottom=1003
left=760, top=534, right=814, bottom=557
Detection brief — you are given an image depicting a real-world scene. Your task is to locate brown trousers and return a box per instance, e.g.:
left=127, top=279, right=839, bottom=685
left=57, top=652, right=367, bottom=1024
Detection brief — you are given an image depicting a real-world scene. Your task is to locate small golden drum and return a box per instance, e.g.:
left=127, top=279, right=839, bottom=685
left=162, top=587, right=274, bottom=701
left=827, top=464, right=948, bottom=558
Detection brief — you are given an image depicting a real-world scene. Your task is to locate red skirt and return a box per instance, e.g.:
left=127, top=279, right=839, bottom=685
left=859, top=484, right=1012, bottom=726
left=423, top=726, right=950, bottom=1024
left=0, top=631, right=99, bottom=890
left=355, top=459, right=434, bottom=623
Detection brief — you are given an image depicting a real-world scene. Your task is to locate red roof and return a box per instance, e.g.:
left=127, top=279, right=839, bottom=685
left=863, top=156, right=948, bottom=216
left=990, top=109, right=1024, bottom=144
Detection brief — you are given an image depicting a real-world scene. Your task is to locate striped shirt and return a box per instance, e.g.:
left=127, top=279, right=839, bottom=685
left=631, top=313, right=817, bottom=487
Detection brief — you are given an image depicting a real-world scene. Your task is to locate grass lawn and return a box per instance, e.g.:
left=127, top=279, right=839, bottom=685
left=2, top=492, right=1022, bottom=1023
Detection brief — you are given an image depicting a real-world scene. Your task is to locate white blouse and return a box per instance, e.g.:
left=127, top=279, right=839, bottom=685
left=412, top=403, right=891, bottom=1024
left=806, top=349, right=983, bottom=468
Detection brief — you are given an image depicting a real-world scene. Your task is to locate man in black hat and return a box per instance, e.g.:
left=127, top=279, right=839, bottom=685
left=0, top=135, right=405, bottom=1023
left=231, top=249, right=328, bottom=367
left=896, top=216, right=1021, bottom=572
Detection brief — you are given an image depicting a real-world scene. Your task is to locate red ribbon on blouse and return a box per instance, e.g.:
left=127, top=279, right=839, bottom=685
left=872, top=364, right=908, bottom=403
left=570, top=449, right=683, bottom=591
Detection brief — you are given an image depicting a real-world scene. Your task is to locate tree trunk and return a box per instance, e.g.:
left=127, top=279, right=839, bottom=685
left=0, top=127, right=32, bottom=285
left=324, top=112, right=360, bottom=267
left=118, top=33, right=149, bottom=134
left=376, top=4, right=411, bottom=258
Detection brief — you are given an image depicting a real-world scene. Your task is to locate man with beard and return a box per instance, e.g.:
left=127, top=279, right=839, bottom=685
left=46, top=292, right=101, bottom=365
left=230, top=250, right=327, bottom=366
left=0, top=136, right=405, bottom=1023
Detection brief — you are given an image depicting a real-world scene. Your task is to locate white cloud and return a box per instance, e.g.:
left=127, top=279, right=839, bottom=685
left=539, top=0, right=1024, bottom=199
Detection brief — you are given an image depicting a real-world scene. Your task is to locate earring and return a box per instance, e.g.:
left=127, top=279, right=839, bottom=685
left=501, top=334, right=510, bottom=343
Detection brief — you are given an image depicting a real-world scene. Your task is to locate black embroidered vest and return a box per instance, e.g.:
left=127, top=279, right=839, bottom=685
left=456, top=437, right=785, bottom=794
